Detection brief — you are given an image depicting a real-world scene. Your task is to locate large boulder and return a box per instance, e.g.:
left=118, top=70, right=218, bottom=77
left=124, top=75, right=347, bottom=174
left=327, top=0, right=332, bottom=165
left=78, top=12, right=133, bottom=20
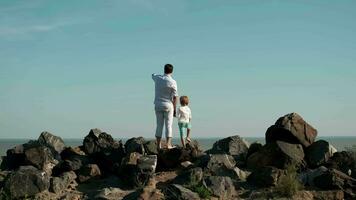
left=265, top=113, right=317, bottom=147
left=314, top=168, right=356, bottom=189
left=163, top=184, right=200, bottom=200
left=157, top=147, right=199, bottom=169
left=204, top=176, right=237, bottom=199
left=314, top=169, right=356, bottom=198
left=83, top=129, right=125, bottom=174
left=50, top=171, right=77, bottom=194
left=4, top=140, right=58, bottom=175
left=52, top=147, right=90, bottom=175
left=125, top=137, right=146, bottom=154
left=38, top=131, right=65, bottom=155
left=173, top=167, right=203, bottom=187
left=83, top=128, right=121, bottom=155
left=326, top=151, right=356, bottom=179
left=305, top=140, right=336, bottom=168
left=77, top=164, right=101, bottom=183
left=247, top=166, right=286, bottom=187
left=298, top=166, right=328, bottom=187
left=144, top=140, right=159, bottom=155
left=206, top=135, right=249, bottom=161
left=247, top=140, right=305, bottom=169
left=119, top=154, right=157, bottom=188
left=202, top=154, right=247, bottom=180
left=4, top=166, right=50, bottom=199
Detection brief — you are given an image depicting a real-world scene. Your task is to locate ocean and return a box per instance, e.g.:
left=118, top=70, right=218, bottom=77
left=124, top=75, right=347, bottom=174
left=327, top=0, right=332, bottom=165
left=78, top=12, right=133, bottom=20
left=1, top=137, right=356, bottom=156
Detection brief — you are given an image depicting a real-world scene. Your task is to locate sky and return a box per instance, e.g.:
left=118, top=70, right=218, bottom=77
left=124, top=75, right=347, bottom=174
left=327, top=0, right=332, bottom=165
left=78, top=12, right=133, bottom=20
left=0, top=0, right=356, bottom=139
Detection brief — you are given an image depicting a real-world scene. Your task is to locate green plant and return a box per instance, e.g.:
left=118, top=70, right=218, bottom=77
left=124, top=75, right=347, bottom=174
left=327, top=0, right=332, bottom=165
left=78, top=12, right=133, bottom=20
left=275, top=164, right=303, bottom=197
left=189, top=184, right=212, bottom=199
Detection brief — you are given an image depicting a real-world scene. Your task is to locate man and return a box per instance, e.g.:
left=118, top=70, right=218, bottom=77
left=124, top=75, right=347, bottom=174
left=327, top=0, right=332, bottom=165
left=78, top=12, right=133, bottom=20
left=152, top=64, right=178, bottom=149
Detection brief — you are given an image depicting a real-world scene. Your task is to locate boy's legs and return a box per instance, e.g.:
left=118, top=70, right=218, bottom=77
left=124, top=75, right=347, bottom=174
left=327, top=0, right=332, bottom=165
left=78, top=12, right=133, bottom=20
left=178, top=123, right=185, bottom=147
left=155, top=110, right=164, bottom=150
left=186, top=128, right=191, bottom=142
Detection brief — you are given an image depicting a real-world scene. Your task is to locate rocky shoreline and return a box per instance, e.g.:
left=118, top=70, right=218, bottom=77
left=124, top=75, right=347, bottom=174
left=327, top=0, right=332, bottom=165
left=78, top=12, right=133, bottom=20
left=0, top=112, right=355, bottom=200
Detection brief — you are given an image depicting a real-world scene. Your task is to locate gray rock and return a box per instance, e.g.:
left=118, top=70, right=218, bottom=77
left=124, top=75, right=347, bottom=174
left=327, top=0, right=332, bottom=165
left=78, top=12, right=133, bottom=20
left=119, top=153, right=152, bottom=188
left=246, top=142, right=263, bottom=159
left=266, top=112, right=317, bottom=147
left=78, top=164, right=101, bottom=183
left=164, top=184, right=200, bottom=200
left=137, top=155, right=157, bottom=174
left=326, top=151, right=356, bottom=179
left=173, top=167, right=203, bottom=187
left=314, top=168, right=356, bottom=190
left=247, top=140, right=305, bottom=169
left=83, top=128, right=120, bottom=155
left=125, top=137, right=146, bottom=154
left=204, top=154, right=247, bottom=180
left=4, top=166, right=50, bottom=199
left=298, top=166, right=328, bottom=187
left=144, top=140, right=159, bottom=155
left=38, top=131, right=65, bottom=154
left=204, top=176, right=236, bottom=199
left=95, top=187, right=129, bottom=200
left=50, top=171, right=77, bottom=194
left=306, top=140, right=336, bottom=168
left=247, top=166, right=286, bottom=187
left=207, top=135, right=249, bottom=160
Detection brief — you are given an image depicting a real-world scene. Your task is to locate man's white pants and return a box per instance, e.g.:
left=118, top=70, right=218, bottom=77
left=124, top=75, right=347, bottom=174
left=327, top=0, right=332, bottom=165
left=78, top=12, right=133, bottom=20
left=155, top=108, right=173, bottom=138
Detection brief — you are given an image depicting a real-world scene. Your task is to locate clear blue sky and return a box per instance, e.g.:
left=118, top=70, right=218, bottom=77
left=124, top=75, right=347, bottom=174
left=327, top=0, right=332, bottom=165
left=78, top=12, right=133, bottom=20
left=1, top=0, right=355, bottom=139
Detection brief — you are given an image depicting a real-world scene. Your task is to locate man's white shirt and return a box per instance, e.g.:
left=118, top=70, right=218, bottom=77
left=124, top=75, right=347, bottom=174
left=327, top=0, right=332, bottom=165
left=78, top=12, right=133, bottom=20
left=152, top=73, right=178, bottom=111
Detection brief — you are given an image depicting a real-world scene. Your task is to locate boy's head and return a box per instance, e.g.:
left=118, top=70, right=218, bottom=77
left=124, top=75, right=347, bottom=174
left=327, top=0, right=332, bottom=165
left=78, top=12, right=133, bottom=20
left=180, top=96, right=189, bottom=106
left=164, top=64, right=173, bottom=74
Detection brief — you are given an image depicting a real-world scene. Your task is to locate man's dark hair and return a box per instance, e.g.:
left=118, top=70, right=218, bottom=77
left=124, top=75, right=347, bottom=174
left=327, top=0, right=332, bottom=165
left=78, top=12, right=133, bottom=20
left=164, top=64, right=173, bottom=74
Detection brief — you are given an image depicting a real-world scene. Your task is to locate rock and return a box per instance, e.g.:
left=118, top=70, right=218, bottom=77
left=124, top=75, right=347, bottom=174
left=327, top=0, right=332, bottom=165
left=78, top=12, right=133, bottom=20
left=247, top=140, right=305, bottom=169
left=157, top=147, right=196, bottom=169
left=83, top=128, right=121, bottom=155
left=78, top=164, right=101, bottom=183
left=0, top=171, right=10, bottom=188
left=206, top=154, right=236, bottom=172
left=125, top=137, right=146, bottom=154
left=164, top=184, right=200, bottom=200
left=247, top=166, right=286, bottom=187
left=298, top=166, right=328, bottom=187
left=203, top=154, right=247, bottom=180
left=326, top=151, right=356, bottom=179
left=180, top=161, right=193, bottom=168
left=137, top=187, right=164, bottom=200
left=137, top=155, right=157, bottom=174
left=173, top=167, right=203, bottom=187
left=50, top=171, right=77, bottom=194
left=119, top=154, right=153, bottom=188
left=23, top=143, right=59, bottom=174
left=207, top=135, right=249, bottom=161
left=313, top=168, right=356, bottom=190
left=305, top=140, right=336, bottom=168
left=310, top=190, right=344, bottom=200
left=4, top=166, right=50, bottom=199
left=246, top=142, right=263, bottom=159
left=52, top=149, right=90, bottom=175
left=265, top=112, right=317, bottom=147
left=38, top=131, right=65, bottom=155
left=144, top=140, right=159, bottom=155
left=83, top=129, right=125, bottom=174
left=95, top=187, right=130, bottom=200
left=204, top=176, right=236, bottom=199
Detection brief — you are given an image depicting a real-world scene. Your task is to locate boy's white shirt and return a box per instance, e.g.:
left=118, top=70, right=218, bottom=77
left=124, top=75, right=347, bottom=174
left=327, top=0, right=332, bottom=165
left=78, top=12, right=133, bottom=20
left=178, top=106, right=192, bottom=123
